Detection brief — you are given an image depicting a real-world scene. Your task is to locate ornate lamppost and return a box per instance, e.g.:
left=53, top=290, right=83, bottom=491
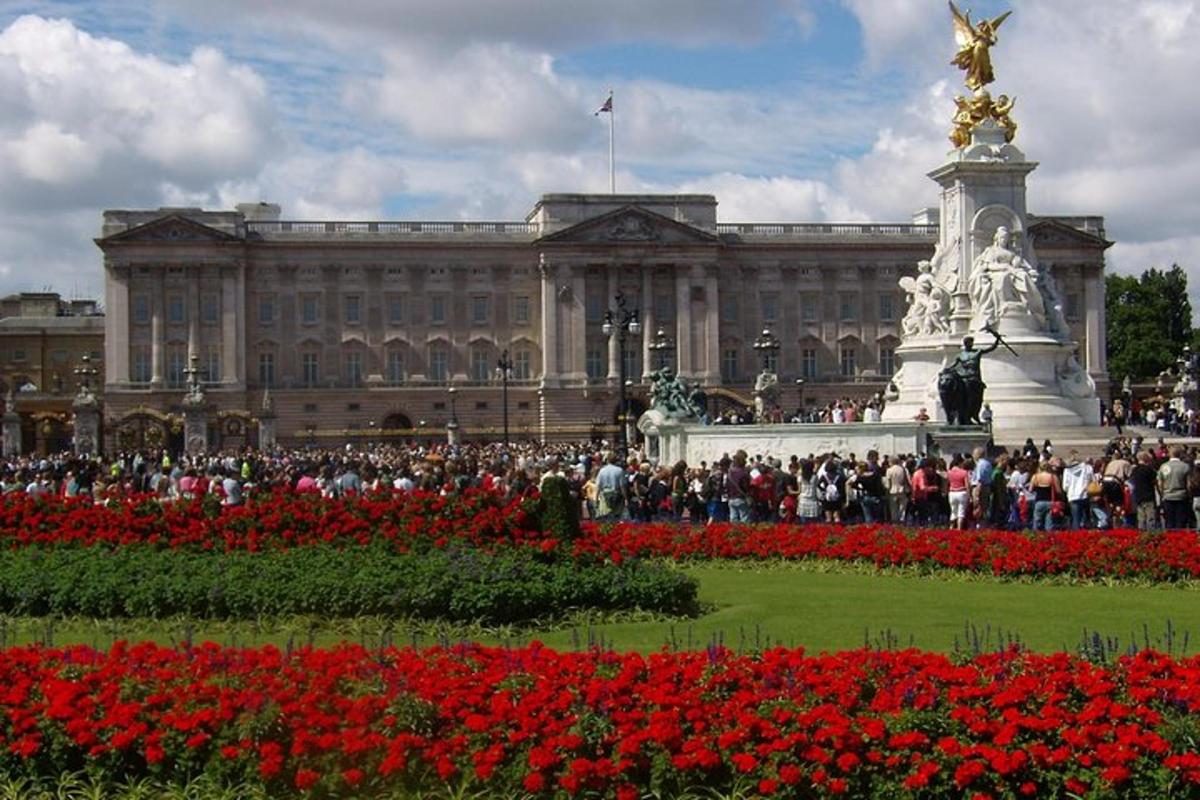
left=795, top=378, right=806, bottom=422
left=602, top=291, right=641, bottom=458
left=496, top=349, right=514, bottom=447
left=648, top=327, right=674, bottom=371
left=753, top=326, right=780, bottom=371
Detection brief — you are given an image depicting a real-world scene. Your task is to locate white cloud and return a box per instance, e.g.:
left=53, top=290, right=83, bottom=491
left=160, top=0, right=811, bottom=50
left=357, top=44, right=591, bottom=150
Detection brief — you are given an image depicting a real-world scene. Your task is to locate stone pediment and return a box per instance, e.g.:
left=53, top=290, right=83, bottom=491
left=537, top=205, right=719, bottom=246
left=99, top=214, right=241, bottom=245
left=1027, top=218, right=1110, bottom=249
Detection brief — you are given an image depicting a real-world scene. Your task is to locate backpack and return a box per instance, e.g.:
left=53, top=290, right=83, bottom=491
left=824, top=477, right=841, bottom=503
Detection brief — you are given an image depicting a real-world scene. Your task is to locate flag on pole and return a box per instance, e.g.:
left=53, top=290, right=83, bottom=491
left=595, top=93, right=613, bottom=115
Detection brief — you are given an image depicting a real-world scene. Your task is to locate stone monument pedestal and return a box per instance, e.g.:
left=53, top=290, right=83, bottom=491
left=72, top=400, right=101, bottom=456
left=183, top=402, right=208, bottom=455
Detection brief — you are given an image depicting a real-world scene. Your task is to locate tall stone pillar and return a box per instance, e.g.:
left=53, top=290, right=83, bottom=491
left=703, top=270, right=720, bottom=384
left=675, top=269, right=693, bottom=377
left=606, top=264, right=620, bottom=384
left=640, top=268, right=656, bottom=380
left=2, top=390, right=21, bottom=458
left=150, top=274, right=164, bottom=388
left=539, top=255, right=559, bottom=387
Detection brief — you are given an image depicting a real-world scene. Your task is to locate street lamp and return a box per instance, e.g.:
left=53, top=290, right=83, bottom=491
left=648, top=327, right=674, bottom=370
left=602, top=291, right=641, bottom=459
left=496, top=349, right=514, bottom=448
left=73, top=354, right=98, bottom=396
left=753, top=326, right=781, bottom=372
left=795, top=378, right=806, bottom=422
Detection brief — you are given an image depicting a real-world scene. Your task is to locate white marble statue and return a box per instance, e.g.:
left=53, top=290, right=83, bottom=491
left=1057, top=353, right=1097, bottom=399
left=899, top=258, right=952, bottom=336
left=968, top=226, right=1047, bottom=328
left=753, top=369, right=779, bottom=421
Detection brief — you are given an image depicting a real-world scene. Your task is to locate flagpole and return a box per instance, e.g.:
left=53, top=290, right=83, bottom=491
left=608, top=89, right=616, bottom=194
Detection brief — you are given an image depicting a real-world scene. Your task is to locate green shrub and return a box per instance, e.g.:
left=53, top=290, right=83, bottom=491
left=536, top=475, right=582, bottom=540
left=0, top=543, right=696, bottom=624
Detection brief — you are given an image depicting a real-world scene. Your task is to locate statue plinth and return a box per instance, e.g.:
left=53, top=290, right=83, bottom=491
left=885, top=124, right=1099, bottom=430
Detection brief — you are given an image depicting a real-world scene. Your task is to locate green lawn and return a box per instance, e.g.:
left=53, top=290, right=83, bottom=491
left=4, top=563, right=1199, bottom=655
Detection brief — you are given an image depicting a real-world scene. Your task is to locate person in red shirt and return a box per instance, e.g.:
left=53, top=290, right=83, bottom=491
left=910, top=458, right=942, bottom=526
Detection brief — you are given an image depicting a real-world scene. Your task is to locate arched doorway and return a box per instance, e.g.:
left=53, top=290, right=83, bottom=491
left=382, top=412, right=413, bottom=430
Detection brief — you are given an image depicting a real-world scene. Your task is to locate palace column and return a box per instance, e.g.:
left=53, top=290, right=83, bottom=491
left=220, top=265, right=239, bottom=386
left=640, top=267, right=654, bottom=380
left=1082, top=262, right=1106, bottom=376
left=149, top=271, right=164, bottom=388
left=104, top=265, right=130, bottom=384
left=569, top=264, right=586, bottom=382
left=188, top=268, right=201, bottom=361
left=606, top=263, right=620, bottom=384
left=675, top=268, right=693, bottom=377
left=539, top=255, right=559, bottom=386
left=703, top=268, right=720, bottom=384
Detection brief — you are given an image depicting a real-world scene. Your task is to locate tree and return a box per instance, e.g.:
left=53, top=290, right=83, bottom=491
left=1106, top=265, right=1193, bottom=381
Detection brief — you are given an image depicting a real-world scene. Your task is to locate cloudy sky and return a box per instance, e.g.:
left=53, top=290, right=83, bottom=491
left=0, top=0, right=1197, bottom=307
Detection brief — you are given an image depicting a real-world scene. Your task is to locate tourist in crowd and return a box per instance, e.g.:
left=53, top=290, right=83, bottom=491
left=1129, top=452, right=1159, bottom=530
left=1061, top=451, right=1094, bottom=530
left=725, top=452, right=751, bottom=523
left=1158, top=446, right=1191, bottom=530
left=1028, top=460, right=1062, bottom=531
left=946, top=454, right=972, bottom=530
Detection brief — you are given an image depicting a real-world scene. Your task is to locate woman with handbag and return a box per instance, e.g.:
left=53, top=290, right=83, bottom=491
left=1029, top=461, right=1063, bottom=531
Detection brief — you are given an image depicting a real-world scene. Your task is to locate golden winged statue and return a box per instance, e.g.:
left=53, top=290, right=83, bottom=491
left=949, top=1, right=1012, bottom=90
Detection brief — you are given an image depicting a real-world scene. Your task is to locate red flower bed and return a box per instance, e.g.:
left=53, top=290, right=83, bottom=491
left=574, top=523, right=1200, bottom=581
left=0, top=490, right=544, bottom=552
left=7, top=492, right=1200, bottom=582
left=2, top=641, right=1200, bottom=797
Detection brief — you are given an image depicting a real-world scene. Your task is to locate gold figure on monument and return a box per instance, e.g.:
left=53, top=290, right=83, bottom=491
left=949, top=1, right=1012, bottom=90
left=947, top=3, right=1018, bottom=148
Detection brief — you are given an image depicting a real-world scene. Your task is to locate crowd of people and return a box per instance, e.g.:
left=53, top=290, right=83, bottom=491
left=3, top=432, right=1200, bottom=532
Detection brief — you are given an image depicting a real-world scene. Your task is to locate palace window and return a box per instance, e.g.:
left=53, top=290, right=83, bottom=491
left=801, top=348, right=818, bottom=379
left=344, top=295, right=361, bottom=325
left=470, top=348, right=490, bottom=382
left=258, top=295, right=276, bottom=325
left=345, top=351, right=363, bottom=387
left=429, top=348, right=448, bottom=382
left=132, top=294, right=150, bottom=325
left=840, top=346, right=857, bottom=377
left=879, top=294, right=896, bottom=322
left=201, top=293, right=219, bottom=325
left=721, top=348, right=739, bottom=383
left=166, top=345, right=186, bottom=388
left=430, top=296, right=447, bottom=325
left=514, top=349, right=532, bottom=380
left=471, top=296, right=489, bottom=325
left=760, top=292, right=779, bottom=323
left=387, top=350, right=405, bottom=384
left=800, top=293, right=818, bottom=323
left=586, top=293, right=603, bottom=322
left=586, top=348, right=604, bottom=380
left=839, top=293, right=858, bottom=322
left=621, top=348, right=639, bottom=379
left=131, top=346, right=151, bottom=383
left=301, top=295, right=320, bottom=325
left=387, top=295, right=404, bottom=325
left=720, top=294, right=738, bottom=322
left=763, top=349, right=780, bottom=374
left=514, top=295, right=531, bottom=325
left=1065, top=292, right=1081, bottom=321
left=301, top=352, right=320, bottom=387
left=879, top=347, right=896, bottom=377
left=654, top=292, right=674, bottom=322
left=167, top=295, right=185, bottom=325
left=203, top=345, right=220, bottom=383
left=258, top=352, right=276, bottom=387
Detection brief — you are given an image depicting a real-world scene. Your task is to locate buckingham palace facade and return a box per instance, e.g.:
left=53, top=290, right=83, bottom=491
left=97, top=193, right=1109, bottom=449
